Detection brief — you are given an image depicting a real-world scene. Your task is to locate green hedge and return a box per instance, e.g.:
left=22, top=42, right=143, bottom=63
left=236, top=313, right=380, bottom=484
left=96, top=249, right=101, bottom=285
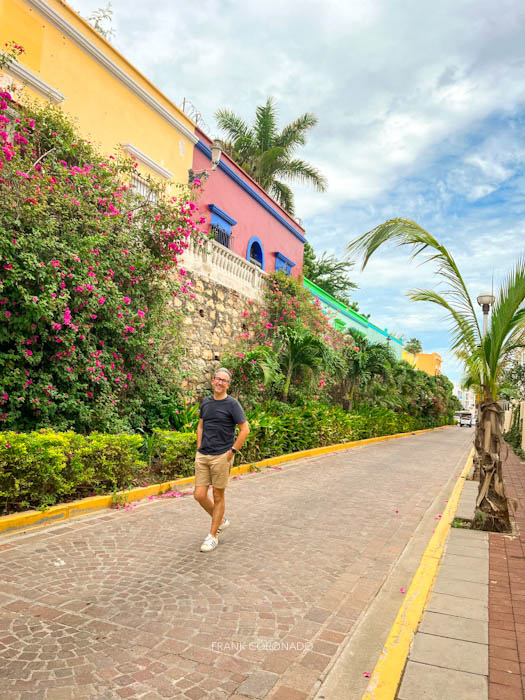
left=0, top=405, right=451, bottom=515
left=241, top=402, right=449, bottom=461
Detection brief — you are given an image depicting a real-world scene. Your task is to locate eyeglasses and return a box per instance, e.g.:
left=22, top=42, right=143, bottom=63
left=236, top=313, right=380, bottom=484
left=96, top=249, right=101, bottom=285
left=213, top=377, right=230, bottom=384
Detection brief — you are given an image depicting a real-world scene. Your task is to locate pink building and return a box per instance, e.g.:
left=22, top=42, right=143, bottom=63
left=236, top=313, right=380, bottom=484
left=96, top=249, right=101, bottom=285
left=191, top=129, right=306, bottom=278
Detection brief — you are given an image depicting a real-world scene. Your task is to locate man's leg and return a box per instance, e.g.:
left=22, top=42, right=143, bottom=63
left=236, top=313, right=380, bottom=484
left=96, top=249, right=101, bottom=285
left=194, top=486, right=214, bottom=516
left=210, top=487, right=225, bottom=537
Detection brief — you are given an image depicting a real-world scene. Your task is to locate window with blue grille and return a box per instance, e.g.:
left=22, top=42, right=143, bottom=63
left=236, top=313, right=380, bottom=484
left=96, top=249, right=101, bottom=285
left=208, top=204, right=237, bottom=249
left=275, top=252, right=296, bottom=276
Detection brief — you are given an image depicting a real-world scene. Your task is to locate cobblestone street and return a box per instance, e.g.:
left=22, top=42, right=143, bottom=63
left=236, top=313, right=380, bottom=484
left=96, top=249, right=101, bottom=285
left=0, top=428, right=472, bottom=700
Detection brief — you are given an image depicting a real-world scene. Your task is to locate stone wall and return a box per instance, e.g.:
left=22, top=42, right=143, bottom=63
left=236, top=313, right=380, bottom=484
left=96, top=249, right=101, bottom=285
left=172, top=270, right=264, bottom=394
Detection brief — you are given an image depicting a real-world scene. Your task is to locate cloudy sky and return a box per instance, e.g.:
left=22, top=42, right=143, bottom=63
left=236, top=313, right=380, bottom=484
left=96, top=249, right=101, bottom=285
left=75, top=0, right=525, bottom=383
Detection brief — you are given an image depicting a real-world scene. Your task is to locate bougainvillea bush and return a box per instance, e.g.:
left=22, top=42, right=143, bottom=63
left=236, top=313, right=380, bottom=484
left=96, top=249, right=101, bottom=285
left=0, top=86, right=205, bottom=432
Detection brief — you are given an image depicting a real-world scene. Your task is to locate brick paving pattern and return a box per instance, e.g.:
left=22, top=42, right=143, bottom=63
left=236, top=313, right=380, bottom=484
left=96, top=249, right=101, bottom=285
left=0, top=428, right=472, bottom=699
left=488, top=446, right=525, bottom=700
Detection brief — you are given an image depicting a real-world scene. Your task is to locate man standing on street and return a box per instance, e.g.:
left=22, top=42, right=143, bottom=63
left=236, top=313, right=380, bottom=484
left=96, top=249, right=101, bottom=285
left=194, top=368, right=249, bottom=552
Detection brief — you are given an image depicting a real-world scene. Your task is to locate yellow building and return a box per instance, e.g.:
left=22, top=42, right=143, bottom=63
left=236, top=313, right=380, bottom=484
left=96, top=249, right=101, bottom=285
left=0, top=0, right=196, bottom=186
left=402, top=350, right=442, bottom=376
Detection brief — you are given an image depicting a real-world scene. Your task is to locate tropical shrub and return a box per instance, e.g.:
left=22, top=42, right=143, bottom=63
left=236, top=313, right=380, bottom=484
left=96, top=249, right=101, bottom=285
left=0, top=83, right=206, bottom=433
left=148, top=429, right=196, bottom=481
left=0, top=429, right=145, bottom=512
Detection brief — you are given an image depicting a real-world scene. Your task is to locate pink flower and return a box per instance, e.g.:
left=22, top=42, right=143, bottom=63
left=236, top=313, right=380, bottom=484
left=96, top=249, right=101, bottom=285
left=354, top=347, right=359, bottom=352
left=400, top=587, right=406, bottom=594
left=25, top=350, right=32, bottom=356
left=98, top=296, right=106, bottom=305
left=123, top=296, right=131, bottom=305
left=265, top=323, right=273, bottom=329
left=363, top=672, right=371, bottom=678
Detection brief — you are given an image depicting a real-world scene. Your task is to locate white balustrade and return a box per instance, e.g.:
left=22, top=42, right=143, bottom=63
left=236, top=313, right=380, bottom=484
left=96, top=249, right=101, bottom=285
left=180, top=237, right=267, bottom=301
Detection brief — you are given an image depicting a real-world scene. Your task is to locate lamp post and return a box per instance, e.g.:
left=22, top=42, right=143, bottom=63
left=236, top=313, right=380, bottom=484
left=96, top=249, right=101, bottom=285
left=188, top=140, right=223, bottom=183
left=477, top=293, right=495, bottom=338
left=476, top=292, right=495, bottom=409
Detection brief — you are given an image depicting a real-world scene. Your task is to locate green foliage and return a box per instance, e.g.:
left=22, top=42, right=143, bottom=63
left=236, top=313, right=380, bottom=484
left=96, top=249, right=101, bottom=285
left=302, top=241, right=358, bottom=308
left=404, top=337, right=423, bottom=354
left=0, top=429, right=145, bottom=512
left=501, top=359, right=525, bottom=400
left=240, top=401, right=449, bottom=463
left=222, top=346, right=283, bottom=407
left=215, top=97, right=326, bottom=215
left=0, top=94, right=204, bottom=433
left=148, top=429, right=196, bottom=481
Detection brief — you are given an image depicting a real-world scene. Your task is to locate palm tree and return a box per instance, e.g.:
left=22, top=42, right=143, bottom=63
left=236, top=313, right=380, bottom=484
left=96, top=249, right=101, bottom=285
left=335, top=331, right=395, bottom=410
left=348, top=218, right=525, bottom=531
left=215, top=97, right=327, bottom=216
left=275, top=325, right=332, bottom=401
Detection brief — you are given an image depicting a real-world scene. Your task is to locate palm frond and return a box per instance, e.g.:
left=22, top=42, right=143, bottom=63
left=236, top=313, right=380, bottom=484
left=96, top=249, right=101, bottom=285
left=409, top=289, right=478, bottom=356
left=215, top=109, right=252, bottom=144
left=347, top=218, right=481, bottom=339
left=254, top=98, right=278, bottom=153
left=269, top=180, right=295, bottom=214
left=276, top=113, right=318, bottom=151
left=276, top=158, right=328, bottom=191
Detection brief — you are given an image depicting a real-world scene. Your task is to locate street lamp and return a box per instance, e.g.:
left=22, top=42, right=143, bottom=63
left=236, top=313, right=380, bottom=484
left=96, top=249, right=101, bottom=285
left=477, top=293, right=495, bottom=337
left=188, top=140, right=223, bottom=183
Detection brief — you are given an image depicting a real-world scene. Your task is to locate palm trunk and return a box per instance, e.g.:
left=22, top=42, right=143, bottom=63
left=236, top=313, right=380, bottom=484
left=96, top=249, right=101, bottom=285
left=474, top=397, right=510, bottom=532
left=282, top=364, right=293, bottom=402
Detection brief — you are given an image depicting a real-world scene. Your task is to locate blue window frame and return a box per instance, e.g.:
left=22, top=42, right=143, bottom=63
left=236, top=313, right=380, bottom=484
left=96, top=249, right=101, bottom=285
left=246, top=236, right=265, bottom=270
left=275, top=251, right=296, bottom=277
left=208, top=204, right=237, bottom=249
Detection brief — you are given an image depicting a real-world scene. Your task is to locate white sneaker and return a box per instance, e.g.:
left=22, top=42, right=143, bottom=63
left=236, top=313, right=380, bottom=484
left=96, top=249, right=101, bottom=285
left=200, top=534, right=218, bottom=552
left=217, top=519, right=230, bottom=533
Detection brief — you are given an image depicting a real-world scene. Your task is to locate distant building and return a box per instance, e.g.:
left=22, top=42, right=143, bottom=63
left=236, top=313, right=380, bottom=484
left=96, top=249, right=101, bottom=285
left=453, top=384, right=477, bottom=411
left=402, top=350, right=442, bottom=376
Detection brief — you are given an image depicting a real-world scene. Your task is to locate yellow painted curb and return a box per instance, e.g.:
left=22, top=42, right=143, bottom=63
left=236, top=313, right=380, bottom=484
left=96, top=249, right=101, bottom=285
left=361, top=446, right=475, bottom=700
left=0, top=424, right=453, bottom=536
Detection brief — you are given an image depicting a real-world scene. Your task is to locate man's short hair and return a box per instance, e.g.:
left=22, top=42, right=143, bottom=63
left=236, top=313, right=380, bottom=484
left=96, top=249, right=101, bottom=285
left=214, top=367, right=232, bottom=382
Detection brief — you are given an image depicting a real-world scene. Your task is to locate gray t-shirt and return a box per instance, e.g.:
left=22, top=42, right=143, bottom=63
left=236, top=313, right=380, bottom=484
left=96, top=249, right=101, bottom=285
left=198, top=395, right=247, bottom=455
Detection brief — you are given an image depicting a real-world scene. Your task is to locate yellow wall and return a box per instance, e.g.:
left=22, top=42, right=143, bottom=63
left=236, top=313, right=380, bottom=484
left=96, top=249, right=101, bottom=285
left=0, top=0, right=196, bottom=184
left=416, top=352, right=442, bottom=376
left=402, top=349, right=417, bottom=367
left=402, top=350, right=442, bottom=376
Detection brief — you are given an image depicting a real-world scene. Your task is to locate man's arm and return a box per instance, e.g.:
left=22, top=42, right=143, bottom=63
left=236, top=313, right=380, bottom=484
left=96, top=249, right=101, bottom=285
left=196, top=418, right=203, bottom=450
left=228, top=421, right=249, bottom=457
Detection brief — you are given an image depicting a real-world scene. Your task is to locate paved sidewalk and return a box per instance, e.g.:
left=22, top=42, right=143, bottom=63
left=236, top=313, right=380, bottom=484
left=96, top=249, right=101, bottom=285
left=488, top=447, right=525, bottom=700
left=397, top=528, right=489, bottom=700
left=396, top=443, right=525, bottom=700
left=0, top=428, right=471, bottom=700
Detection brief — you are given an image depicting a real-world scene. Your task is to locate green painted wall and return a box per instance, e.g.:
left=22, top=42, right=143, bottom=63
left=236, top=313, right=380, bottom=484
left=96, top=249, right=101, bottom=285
left=303, top=278, right=403, bottom=360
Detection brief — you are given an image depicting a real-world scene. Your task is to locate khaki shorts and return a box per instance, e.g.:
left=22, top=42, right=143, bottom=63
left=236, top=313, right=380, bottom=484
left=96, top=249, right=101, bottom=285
left=194, top=451, right=233, bottom=489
